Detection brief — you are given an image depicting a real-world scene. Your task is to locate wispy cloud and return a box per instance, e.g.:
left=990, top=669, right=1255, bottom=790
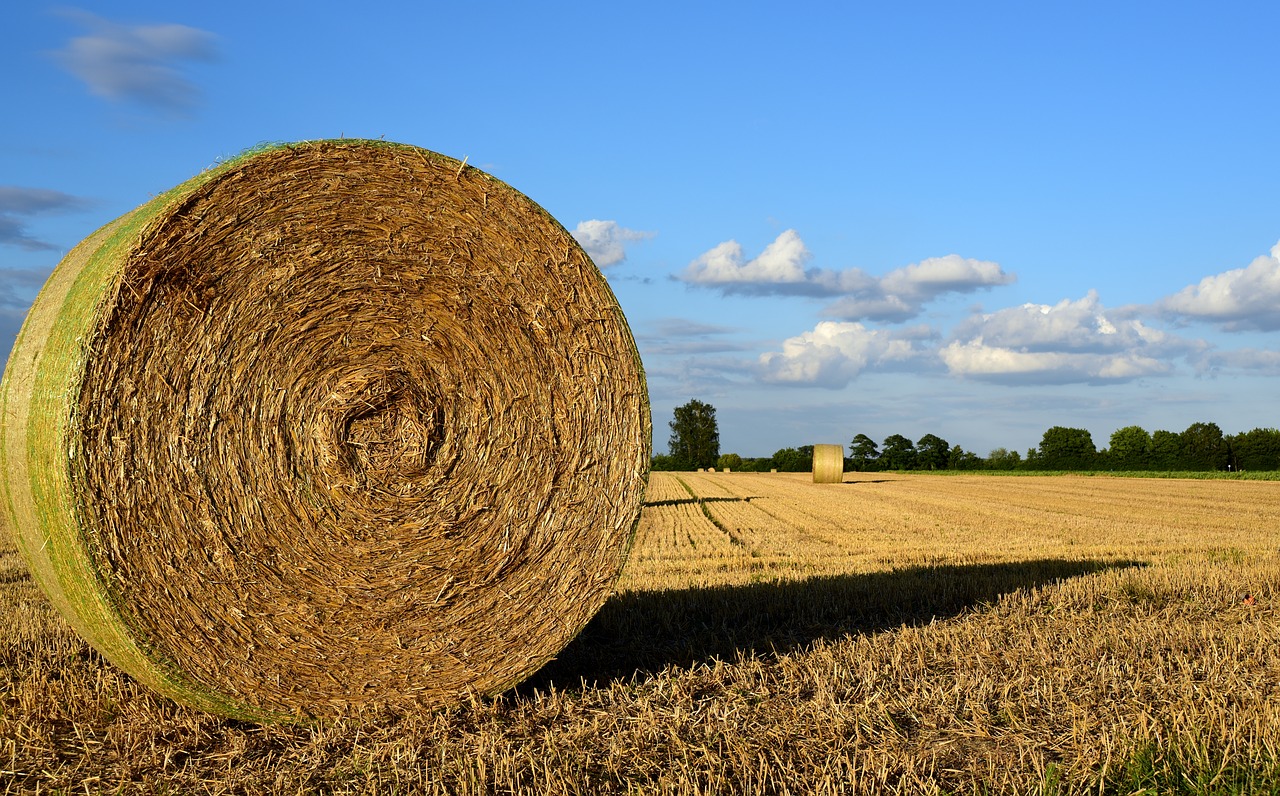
left=940, top=291, right=1196, bottom=384
left=679, top=229, right=1014, bottom=321
left=0, top=186, right=91, bottom=250
left=758, top=321, right=922, bottom=388
left=1193, top=347, right=1280, bottom=377
left=572, top=220, right=654, bottom=267
left=1154, top=240, right=1280, bottom=331
left=636, top=317, right=753, bottom=356
left=53, top=10, right=218, bottom=113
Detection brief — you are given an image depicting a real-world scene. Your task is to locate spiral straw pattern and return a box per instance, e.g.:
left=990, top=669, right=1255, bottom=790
left=0, top=140, right=650, bottom=721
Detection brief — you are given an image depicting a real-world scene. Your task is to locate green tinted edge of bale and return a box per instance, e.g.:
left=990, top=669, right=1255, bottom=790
left=0, top=140, right=651, bottom=722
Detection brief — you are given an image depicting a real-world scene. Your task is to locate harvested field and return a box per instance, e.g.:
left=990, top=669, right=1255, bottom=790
left=3, top=471, right=1280, bottom=793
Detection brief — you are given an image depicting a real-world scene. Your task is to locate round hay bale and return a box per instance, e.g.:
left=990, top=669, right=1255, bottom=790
left=812, top=444, right=844, bottom=483
left=0, top=140, right=651, bottom=722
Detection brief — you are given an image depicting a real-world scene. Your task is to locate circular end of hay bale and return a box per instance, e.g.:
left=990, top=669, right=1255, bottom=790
left=812, top=444, right=844, bottom=483
left=0, top=140, right=650, bottom=721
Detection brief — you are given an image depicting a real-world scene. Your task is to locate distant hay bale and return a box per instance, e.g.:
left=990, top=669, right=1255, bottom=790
left=812, top=444, right=844, bottom=484
left=0, top=140, right=651, bottom=722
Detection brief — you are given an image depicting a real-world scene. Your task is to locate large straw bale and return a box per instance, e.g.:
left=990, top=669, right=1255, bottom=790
left=0, top=140, right=651, bottom=722
left=812, top=444, right=844, bottom=483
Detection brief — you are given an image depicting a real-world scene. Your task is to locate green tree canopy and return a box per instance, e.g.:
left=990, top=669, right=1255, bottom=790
left=1180, top=421, right=1227, bottom=471
left=948, top=445, right=982, bottom=470
left=916, top=433, right=950, bottom=470
left=771, top=446, right=814, bottom=472
left=880, top=434, right=917, bottom=470
left=1036, top=426, right=1096, bottom=470
left=667, top=399, right=719, bottom=470
left=1109, top=425, right=1151, bottom=470
left=716, top=452, right=743, bottom=471
left=987, top=447, right=1022, bottom=470
left=849, top=434, right=879, bottom=471
left=1227, top=428, right=1280, bottom=471
left=1150, top=429, right=1181, bottom=470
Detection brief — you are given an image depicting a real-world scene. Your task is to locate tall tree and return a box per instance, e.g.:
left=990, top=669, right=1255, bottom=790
left=667, top=399, right=719, bottom=470
left=916, top=433, right=951, bottom=470
left=1036, top=426, right=1096, bottom=470
left=880, top=434, right=917, bottom=470
left=1109, top=425, right=1151, bottom=470
left=849, top=434, right=879, bottom=471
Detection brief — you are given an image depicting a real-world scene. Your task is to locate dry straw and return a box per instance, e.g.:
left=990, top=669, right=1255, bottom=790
left=0, top=140, right=651, bottom=722
left=812, top=444, right=844, bottom=484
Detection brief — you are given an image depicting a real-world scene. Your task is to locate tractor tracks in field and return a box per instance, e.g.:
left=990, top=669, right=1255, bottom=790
left=670, top=476, right=755, bottom=550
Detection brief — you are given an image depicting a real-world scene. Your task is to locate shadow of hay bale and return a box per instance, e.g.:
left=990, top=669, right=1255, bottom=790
left=518, top=558, right=1143, bottom=693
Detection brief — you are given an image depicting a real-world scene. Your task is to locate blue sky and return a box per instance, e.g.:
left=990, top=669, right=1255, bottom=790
left=3, top=2, right=1279, bottom=458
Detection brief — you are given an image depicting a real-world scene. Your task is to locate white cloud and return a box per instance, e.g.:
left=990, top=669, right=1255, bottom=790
left=572, top=220, right=654, bottom=267
left=941, top=291, right=1192, bottom=384
left=54, top=10, right=218, bottom=112
left=939, top=341, right=1170, bottom=384
left=758, top=321, right=917, bottom=388
left=681, top=229, right=815, bottom=289
left=1156, top=241, right=1280, bottom=331
left=880, top=254, right=1016, bottom=303
left=680, top=230, right=1013, bottom=320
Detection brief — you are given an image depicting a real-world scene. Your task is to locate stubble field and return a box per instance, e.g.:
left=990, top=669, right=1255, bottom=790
left=3, top=471, right=1279, bottom=794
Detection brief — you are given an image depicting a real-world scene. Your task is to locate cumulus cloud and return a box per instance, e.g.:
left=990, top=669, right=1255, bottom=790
left=681, top=229, right=820, bottom=293
left=54, top=10, right=218, bottom=112
left=758, top=321, right=919, bottom=388
left=0, top=186, right=91, bottom=250
left=679, top=230, right=1013, bottom=320
left=881, top=255, right=1016, bottom=303
left=1155, top=241, right=1280, bottom=331
left=940, top=291, right=1194, bottom=384
left=572, top=220, right=654, bottom=267
left=825, top=254, right=1015, bottom=322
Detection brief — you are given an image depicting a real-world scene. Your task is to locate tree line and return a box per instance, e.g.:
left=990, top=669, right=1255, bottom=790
left=993, top=423, right=1280, bottom=472
left=652, top=399, right=1280, bottom=473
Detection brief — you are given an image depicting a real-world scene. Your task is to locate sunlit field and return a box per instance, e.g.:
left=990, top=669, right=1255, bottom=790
left=4, top=471, right=1279, bottom=793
